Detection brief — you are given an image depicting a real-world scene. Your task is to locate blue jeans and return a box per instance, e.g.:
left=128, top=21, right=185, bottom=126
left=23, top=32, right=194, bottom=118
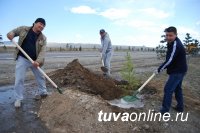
left=14, top=56, right=47, bottom=100
left=102, top=51, right=113, bottom=76
left=160, top=73, right=185, bottom=113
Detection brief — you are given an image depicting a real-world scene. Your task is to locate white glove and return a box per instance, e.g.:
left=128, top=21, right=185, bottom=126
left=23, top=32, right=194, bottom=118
left=154, top=69, right=159, bottom=75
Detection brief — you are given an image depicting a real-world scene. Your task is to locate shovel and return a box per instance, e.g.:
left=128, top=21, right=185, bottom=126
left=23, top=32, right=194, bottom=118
left=12, top=40, right=62, bottom=94
left=100, top=53, right=108, bottom=72
left=121, top=73, right=155, bottom=103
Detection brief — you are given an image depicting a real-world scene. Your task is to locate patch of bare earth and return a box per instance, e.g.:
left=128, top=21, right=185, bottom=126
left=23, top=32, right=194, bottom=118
left=39, top=58, right=200, bottom=133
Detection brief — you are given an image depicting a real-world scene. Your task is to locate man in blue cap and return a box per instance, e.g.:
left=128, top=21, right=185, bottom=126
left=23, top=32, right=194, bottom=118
left=7, top=18, right=48, bottom=108
left=99, top=29, right=113, bottom=77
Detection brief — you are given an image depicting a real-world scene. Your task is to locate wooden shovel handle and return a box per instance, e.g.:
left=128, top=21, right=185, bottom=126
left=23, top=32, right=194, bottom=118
left=137, top=73, right=155, bottom=92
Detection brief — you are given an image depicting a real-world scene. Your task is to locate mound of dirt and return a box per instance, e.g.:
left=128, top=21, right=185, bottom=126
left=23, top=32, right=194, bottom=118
left=39, top=57, right=200, bottom=133
left=38, top=89, right=143, bottom=133
left=48, top=59, right=123, bottom=100
left=38, top=89, right=166, bottom=133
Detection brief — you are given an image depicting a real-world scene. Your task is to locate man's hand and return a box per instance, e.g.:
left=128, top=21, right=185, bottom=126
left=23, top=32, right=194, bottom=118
left=33, top=61, right=40, bottom=68
left=7, top=33, right=14, bottom=40
left=154, top=69, right=159, bottom=75
left=99, top=48, right=102, bottom=53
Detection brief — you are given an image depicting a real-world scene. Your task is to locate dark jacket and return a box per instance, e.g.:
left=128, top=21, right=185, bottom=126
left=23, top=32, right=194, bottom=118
left=158, top=37, right=187, bottom=74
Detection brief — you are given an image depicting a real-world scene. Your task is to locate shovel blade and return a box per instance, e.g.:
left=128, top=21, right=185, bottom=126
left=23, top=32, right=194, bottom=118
left=122, top=95, right=139, bottom=102
left=56, top=87, right=63, bottom=94
left=108, top=97, right=144, bottom=109
left=121, top=90, right=140, bottom=102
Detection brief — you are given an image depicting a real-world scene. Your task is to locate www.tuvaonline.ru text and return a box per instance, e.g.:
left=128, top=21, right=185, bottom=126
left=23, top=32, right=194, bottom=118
left=98, top=110, right=189, bottom=122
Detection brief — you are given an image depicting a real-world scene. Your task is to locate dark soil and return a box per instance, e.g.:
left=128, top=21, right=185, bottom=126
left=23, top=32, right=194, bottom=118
left=48, top=59, right=124, bottom=100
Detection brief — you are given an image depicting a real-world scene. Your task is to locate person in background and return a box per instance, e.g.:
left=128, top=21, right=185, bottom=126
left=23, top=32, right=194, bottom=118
left=99, top=29, right=113, bottom=77
left=7, top=18, right=48, bottom=108
left=155, top=26, right=187, bottom=114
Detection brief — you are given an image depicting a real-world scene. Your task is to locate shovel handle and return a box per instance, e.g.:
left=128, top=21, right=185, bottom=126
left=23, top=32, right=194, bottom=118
left=100, top=53, right=105, bottom=66
left=12, top=40, right=62, bottom=94
left=137, top=73, right=155, bottom=92
left=12, top=40, right=34, bottom=64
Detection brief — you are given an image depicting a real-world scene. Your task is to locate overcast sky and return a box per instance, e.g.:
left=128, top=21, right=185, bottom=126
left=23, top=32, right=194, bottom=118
left=1, top=0, right=200, bottom=47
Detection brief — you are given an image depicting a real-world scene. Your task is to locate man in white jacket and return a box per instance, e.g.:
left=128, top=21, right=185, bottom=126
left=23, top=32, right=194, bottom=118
left=99, top=29, right=113, bottom=77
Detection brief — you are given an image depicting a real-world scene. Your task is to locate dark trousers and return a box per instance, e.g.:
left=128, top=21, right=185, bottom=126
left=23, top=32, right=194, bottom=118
left=160, top=73, right=185, bottom=113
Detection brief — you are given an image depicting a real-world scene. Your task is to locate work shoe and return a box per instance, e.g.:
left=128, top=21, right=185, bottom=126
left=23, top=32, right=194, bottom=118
left=34, top=93, right=48, bottom=100
left=103, top=73, right=111, bottom=79
left=172, top=106, right=183, bottom=112
left=14, top=100, right=21, bottom=108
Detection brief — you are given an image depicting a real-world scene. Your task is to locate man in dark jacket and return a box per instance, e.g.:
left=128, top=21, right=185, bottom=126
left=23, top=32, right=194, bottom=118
left=156, top=26, right=187, bottom=114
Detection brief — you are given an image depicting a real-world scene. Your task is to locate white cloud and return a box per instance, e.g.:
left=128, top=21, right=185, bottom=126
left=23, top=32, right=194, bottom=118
left=114, top=19, right=168, bottom=34
left=178, top=26, right=200, bottom=40
left=127, top=20, right=154, bottom=28
left=70, top=6, right=132, bottom=20
left=99, top=8, right=131, bottom=20
left=75, top=34, right=83, bottom=39
left=139, top=8, right=170, bottom=19
left=73, top=34, right=84, bottom=43
left=115, top=34, right=160, bottom=47
left=70, top=6, right=97, bottom=14
left=196, top=20, right=200, bottom=26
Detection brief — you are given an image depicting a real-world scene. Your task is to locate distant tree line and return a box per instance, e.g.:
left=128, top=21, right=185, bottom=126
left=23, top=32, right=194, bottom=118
left=115, top=46, right=155, bottom=52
